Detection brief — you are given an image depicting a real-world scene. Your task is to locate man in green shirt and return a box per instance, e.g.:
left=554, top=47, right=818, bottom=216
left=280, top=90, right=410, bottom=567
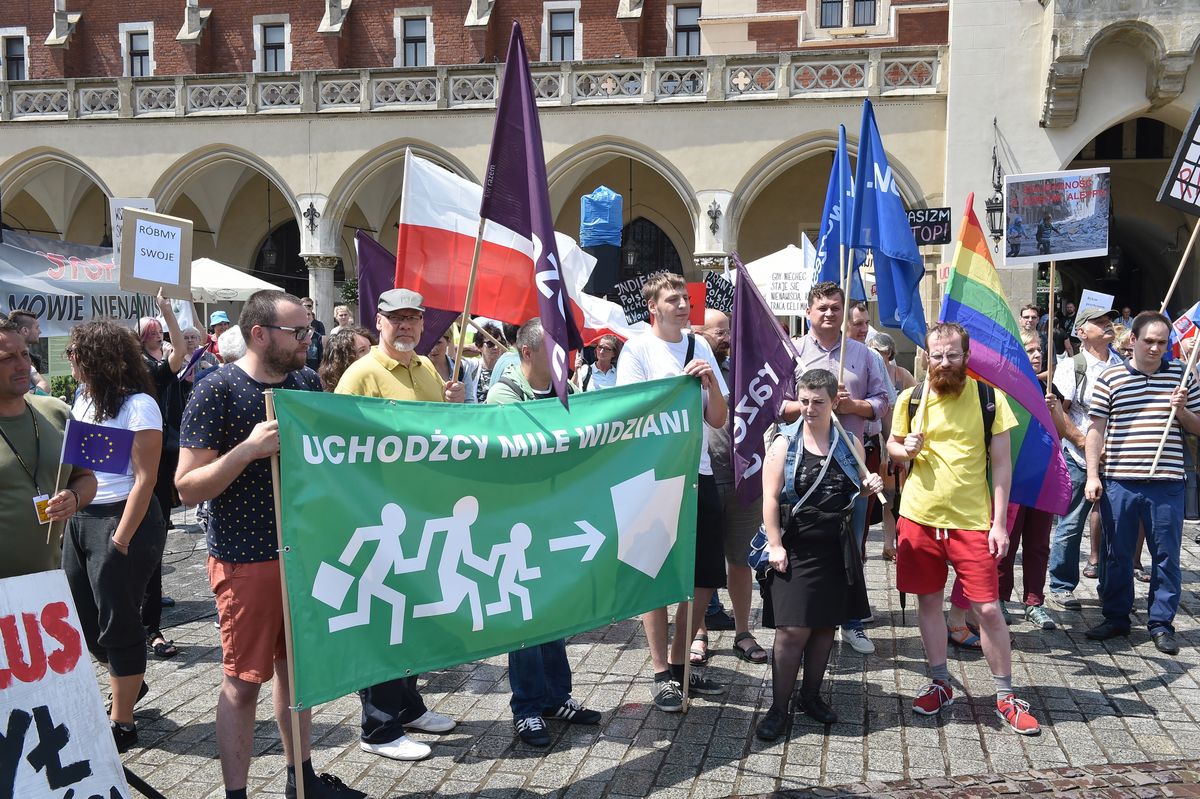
left=0, top=318, right=96, bottom=577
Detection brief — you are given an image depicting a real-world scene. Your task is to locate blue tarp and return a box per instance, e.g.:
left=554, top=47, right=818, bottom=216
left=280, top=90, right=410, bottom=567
left=579, top=186, right=623, bottom=248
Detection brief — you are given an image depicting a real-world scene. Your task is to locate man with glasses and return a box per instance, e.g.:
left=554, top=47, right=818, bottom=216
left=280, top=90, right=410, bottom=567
left=779, top=282, right=889, bottom=655
left=177, top=291, right=363, bottom=799
left=888, top=322, right=1039, bottom=735
left=334, top=288, right=463, bottom=762
left=1047, top=306, right=1122, bottom=612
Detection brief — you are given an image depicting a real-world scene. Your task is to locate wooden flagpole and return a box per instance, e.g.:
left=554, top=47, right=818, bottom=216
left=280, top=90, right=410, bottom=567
left=837, top=244, right=851, bottom=384
left=1160, top=223, right=1200, bottom=314
left=1149, top=336, right=1200, bottom=476
left=832, top=414, right=887, bottom=505
left=1046, top=261, right=1057, bottom=391
left=451, top=217, right=488, bottom=385
left=681, top=593, right=694, bottom=713
left=264, top=391, right=307, bottom=799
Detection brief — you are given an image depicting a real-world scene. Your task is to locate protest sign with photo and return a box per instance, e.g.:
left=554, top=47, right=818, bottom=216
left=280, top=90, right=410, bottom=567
left=274, top=378, right=702, bottom=708
left=118, top=208, right=194, bottom=300
left=1158, top=102, right=1200, bottom=215
left=0, top=570, right=132, bottom=798
left=1002, top=168, right=1111, bottom=266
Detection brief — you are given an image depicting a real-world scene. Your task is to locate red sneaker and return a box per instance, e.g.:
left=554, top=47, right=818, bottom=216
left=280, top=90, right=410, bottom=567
left=912, top=680, right=953, bottom=715
left=996, top=693, right=1040, bottom=735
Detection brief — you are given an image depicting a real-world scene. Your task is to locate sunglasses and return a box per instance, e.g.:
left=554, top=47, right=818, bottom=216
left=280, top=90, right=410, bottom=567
left=482, top=340, right=501, bottom=349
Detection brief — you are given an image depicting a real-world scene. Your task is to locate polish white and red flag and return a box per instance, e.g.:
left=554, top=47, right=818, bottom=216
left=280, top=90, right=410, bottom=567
left=395, top=151, right=647, bottom=344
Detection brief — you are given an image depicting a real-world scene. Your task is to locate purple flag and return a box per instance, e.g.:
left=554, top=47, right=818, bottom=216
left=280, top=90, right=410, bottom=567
left=729, top=254, right=798, bottom=504
left=60, top=418, right=135, bottom=475
left=355, top=229, right=459, bottom=353
left=479, top=22, right=582, bottom=407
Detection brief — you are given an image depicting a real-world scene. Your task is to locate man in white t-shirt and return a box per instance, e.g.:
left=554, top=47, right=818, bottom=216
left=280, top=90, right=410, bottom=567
left=616, top=272, right=729, bottom=712
left=1047, top=306, right=1122, bottom=610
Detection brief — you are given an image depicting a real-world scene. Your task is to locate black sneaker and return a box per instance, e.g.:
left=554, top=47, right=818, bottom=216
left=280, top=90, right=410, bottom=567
left=756, top=706, right=788, bottom=741
left=685, top=671, right=725, bottom=696
left=286, top=772, right=367, bottom=799
left=543, top=697, right=601, bottom=725
left=1085, top=620, right=1131, bottom=641
left=514, top=716, right=551, bottom=747
left=1153, top=630, right=1180, bottom=655
left=111, top=721, right=137, bottom=753
left=704, top=609, right=735, bottom=630
left=653, top=679, right=684, bottom=712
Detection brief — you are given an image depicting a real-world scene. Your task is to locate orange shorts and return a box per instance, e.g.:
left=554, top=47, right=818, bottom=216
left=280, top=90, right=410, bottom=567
left=208, top=556, right=287, bottom=683
left=895, top=517, right=1000, bottom=603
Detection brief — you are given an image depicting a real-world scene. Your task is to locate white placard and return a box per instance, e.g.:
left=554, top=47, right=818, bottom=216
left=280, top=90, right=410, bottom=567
left=0, top=570, right=131, bottom=798
left=1073, top=289, right=1115, bottom=330
left=108, top=198, right=155, bottom=263
left=131, top=218, right=182, bottom=284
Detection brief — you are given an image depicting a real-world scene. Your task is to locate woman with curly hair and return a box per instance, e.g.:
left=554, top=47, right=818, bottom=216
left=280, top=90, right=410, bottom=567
left=318, top=325, right=376, bottom=390
left=64, top=320, right=166, bottom=754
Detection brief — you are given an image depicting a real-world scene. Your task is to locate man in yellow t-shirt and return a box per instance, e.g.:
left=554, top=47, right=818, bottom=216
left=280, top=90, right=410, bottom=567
left=888, top=322, right=1040, bottom=736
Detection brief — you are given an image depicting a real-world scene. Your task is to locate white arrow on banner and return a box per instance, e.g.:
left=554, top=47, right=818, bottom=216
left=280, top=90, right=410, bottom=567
left=548, top=521, right=605, bottom=562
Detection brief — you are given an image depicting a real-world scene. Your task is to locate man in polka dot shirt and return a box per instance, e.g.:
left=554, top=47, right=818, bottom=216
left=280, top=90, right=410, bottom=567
left=177, top=290, right=364, bottom=799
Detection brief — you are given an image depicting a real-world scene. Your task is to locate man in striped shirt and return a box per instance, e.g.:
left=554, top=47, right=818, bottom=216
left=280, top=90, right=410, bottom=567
left=1083, top=312, right=1200, bottom=654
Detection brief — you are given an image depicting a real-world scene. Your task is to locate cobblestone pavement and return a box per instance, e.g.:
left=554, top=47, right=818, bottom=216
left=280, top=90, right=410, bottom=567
left=114, top=508, right=1200, bottom=798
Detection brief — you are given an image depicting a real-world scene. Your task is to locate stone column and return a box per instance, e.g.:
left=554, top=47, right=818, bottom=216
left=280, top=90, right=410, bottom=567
left=304, top=255, right=339, bottom=330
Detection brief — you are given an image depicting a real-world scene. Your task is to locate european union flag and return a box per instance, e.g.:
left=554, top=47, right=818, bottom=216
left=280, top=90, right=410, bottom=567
left=814, top=125, right=866, bottom=300
left=60, top=418, right=135, bottom=474
left=850, top=99, right=927, bottom=347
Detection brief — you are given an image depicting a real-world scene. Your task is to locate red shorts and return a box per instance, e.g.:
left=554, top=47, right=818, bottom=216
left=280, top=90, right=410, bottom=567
left=895, top=517, right=999, bottom=603
left=208, top=557, right=288, bottom=683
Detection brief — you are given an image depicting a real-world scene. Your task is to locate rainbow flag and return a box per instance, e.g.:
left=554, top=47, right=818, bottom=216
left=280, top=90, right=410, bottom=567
left=939, top=195, right=1071, bottom=515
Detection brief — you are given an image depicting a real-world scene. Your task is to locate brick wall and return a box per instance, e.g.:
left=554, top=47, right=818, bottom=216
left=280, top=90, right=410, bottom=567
left=747, top=19, right=798, bottom=50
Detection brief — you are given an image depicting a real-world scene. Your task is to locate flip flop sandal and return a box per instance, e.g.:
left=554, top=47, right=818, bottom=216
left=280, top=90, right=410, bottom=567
left=947, top=625, right=982, bottom=649
left=690, top=633, right=709, bottom=666
left=733, top=632, right=769, bottom=664
left=1134, top=567, right=1151, bottom=583
left=1083, top=564, right=1099, bottom=579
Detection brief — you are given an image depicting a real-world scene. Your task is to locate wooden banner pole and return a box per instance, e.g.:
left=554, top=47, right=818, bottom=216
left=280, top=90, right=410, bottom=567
left=832, top=414, right=887, bottom=505
left=837, top=244, right=851, bottom=384
left=1160, top=222, right=1200, bottom=314
left=681, top=593, right=694, bottom=713
left=264, top=391, right=307, bottom=799
left=1150, top=337, right=1200, bottom=476
left=451, top=217, right=488, bottom=385
left=1046, top=261, right=1057, bottom=392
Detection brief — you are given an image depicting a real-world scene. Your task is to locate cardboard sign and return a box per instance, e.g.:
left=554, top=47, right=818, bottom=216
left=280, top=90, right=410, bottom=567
left=118, top=208, right=193, bottom=300
left=1158, top=101, right=1200, bottom=215
left=1002, top=168, right=1111, bottom=267
left=703, top=272, right=735, bottom=316
left=0, top=570, right=131, bottom=798
left=108, top=198, right=156, bottom=266
left=907, top=207, right=952, bottom=246
left=613, top=270, right=674, bottom=325
left=1073, top=289, right=1115, bottom=331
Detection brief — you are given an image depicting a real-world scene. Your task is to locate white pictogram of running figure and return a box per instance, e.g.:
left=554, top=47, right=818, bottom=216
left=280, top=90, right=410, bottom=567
left=411, top=496, right=495, bottom=631
left=327, top=503, right=431, bottom=645
left=483, top=523, right=542, bottom=621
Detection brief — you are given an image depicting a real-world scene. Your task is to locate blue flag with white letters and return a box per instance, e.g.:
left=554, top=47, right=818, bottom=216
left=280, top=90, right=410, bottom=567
left=814, top=126, right=866, bottom=300
left=850, top=99, right=927, bottom=346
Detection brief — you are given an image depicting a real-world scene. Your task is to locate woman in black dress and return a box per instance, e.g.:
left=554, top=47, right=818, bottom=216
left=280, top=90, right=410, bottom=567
left=757, top=368, right=883, bottom=741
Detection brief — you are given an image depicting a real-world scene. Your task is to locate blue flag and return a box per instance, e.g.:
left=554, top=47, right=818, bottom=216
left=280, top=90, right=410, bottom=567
left=814, top=126, right=866, bottom=300
left=60, top=418, right=135, bottom=475
left=850, top=99, right=927, bottom=347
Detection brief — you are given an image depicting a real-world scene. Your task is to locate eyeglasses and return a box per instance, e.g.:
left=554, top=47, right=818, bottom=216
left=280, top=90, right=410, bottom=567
left=382, top=313, right=423, bottom=325
left=481, top=340, right=501, bottom=349
left=596, top=345, right=615, bottom=352
left=928, top=351, right=964, bottom=363
left=261, top=324, right=315, bottom=341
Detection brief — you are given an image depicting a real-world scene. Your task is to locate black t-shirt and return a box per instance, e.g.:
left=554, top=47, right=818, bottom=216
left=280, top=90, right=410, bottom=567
left=180, top=363, right=321, bottom=563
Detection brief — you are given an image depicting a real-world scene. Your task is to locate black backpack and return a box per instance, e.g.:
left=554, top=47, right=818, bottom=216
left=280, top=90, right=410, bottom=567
left=906, top=379, right=997, bottom=455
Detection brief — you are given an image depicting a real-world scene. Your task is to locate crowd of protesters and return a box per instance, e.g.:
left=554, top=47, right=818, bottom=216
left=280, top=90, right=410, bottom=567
left=2, top=277, right=1195, bottom=798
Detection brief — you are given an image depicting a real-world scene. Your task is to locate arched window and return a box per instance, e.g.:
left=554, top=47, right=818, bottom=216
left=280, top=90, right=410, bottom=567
left=620, top=217, right=682, bottom=278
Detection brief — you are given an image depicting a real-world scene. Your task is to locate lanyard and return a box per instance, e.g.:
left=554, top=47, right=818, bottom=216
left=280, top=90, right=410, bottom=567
left=0, top=401, right=42, bottom=494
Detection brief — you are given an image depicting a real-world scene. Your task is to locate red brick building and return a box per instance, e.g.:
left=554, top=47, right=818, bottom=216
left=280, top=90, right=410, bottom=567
left=0, top=1, right=947, bottom=80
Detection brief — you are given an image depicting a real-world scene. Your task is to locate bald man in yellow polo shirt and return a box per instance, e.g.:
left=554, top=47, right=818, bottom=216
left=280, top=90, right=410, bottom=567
left=333, top=287, right=464, bottom=762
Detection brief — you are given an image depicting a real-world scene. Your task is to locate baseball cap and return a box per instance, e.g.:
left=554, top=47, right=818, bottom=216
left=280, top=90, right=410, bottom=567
left=1074, top=306, right=1118, bottom=327
left=209, top=310, right=231, bottom=326
left=378, top=288, right=424, bottom=313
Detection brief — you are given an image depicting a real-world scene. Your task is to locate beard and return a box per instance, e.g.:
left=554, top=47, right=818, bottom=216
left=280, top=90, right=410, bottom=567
left=929, top=362, right=968, bottom=396
left=264, top=339, right=306, bottom=374
left=392, top=339, right=416, bottom=353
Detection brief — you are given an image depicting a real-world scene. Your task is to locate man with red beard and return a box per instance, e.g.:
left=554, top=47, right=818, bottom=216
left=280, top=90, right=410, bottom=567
left=887, top=322, right=1040, bottom=736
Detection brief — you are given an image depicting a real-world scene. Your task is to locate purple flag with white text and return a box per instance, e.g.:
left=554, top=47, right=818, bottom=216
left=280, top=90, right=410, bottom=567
left=730, top=254, right=798, bottom=503
left=479, top=22, right=583, bottom=407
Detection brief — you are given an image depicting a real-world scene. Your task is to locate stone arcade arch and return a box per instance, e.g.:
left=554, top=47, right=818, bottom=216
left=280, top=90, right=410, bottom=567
left=0, top=149, right=113, bottom=245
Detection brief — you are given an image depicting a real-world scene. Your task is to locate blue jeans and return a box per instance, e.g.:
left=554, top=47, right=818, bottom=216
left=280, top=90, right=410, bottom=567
left=1098, top=479, right=1184, bottom=634
left=843, top=496, right=868, bottom=632
left=1048, top=458, right=1091, bottom=593
left=509, top=639, right=571, bottom=720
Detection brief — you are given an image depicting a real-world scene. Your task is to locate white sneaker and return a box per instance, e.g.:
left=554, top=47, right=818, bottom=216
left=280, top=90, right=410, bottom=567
left=360, top=735, right=432, bottom=761
left=840, top=627, right=876, bottom=655
left=406, top=710, right=456, bottom=733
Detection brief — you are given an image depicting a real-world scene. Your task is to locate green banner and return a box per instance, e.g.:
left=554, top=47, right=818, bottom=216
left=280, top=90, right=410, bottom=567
left=273, top=376, right=702, bottom=708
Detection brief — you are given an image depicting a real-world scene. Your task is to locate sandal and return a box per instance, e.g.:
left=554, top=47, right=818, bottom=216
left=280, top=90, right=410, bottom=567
left=1134, top=566, right=1150, bottom=583
left=150, top=633, right=178, bottom=659
left=733, top=632, right=769, bottom=664
left=1083, top=563, right=1098, bottom=579
left=947, top=625, right=982, bottom=649
left=690, top=633, right=709, bottom=666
